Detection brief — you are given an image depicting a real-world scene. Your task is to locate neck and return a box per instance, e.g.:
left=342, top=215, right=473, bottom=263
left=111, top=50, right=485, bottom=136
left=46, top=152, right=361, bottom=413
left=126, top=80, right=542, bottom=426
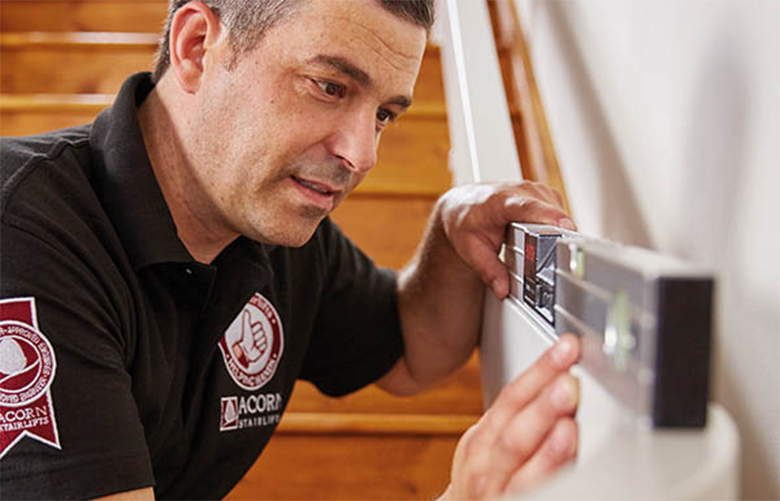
left=137, top=78, right=239, bottom=264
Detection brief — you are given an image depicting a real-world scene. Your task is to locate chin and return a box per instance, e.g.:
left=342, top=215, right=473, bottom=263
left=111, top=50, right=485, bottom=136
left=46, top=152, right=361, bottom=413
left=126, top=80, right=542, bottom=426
left=246, top=216, right=323, bottom=248
left=277, top=230, right=318, bottom=248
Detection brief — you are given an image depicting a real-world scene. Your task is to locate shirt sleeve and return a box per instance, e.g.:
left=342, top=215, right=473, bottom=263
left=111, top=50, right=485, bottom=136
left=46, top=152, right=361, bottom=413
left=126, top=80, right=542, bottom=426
left=0, top=221, right=154, bottom=500
left=298, top=218, right=405, bottom=397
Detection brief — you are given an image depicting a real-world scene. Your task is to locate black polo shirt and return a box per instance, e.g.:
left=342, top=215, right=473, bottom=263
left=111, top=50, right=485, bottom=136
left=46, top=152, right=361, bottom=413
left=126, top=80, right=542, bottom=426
left=0, top=73, right=404, bottom=500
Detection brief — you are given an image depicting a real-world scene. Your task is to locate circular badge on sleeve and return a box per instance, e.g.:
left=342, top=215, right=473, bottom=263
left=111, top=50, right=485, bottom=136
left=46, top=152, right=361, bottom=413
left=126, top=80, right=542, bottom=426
left=0, top=321, right=56, bottom=408
left=218, top=293, right=284, bottom=391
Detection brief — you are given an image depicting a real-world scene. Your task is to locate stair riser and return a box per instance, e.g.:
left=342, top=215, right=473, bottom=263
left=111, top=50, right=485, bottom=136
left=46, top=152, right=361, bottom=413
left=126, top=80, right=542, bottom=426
left=0, top=43, right=444, bottom=103
left=1, top=1, right=168, bottom=33
left=288, top=355, right=482, bottom=415
left=331, top=195, right=437, bottom=269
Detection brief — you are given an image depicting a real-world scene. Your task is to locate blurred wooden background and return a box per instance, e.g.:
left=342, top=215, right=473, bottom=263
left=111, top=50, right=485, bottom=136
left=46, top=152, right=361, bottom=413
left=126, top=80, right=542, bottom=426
left=0, top=2, right=483, bottom=499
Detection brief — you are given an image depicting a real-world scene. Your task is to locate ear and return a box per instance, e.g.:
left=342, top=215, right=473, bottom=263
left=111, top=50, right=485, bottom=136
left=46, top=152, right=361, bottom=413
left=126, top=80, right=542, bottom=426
left=168, top=1, right=224, bottom=94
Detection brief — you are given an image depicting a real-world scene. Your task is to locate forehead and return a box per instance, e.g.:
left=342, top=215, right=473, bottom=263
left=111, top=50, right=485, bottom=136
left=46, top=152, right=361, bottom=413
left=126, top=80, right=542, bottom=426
left=262, top=0, right=428, bottom=94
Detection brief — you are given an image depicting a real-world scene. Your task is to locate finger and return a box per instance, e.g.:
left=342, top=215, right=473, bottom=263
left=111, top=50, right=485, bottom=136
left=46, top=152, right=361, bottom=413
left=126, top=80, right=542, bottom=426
left=559, top=217, right=577, bottom=231
left=445, top=336, right=580, bottom=501
left=461, top=235, right=510, bottom=299
left=501, top=196, right=572, bottom=229
left=481, top=374, right=579, bottom=498
left=490, top=334, right=580, bottom=423
left=463, top=335, right=580, bottom=460
left=503, top=417, right=579, bottom=495
left=528, top=183, right=564, bottom=209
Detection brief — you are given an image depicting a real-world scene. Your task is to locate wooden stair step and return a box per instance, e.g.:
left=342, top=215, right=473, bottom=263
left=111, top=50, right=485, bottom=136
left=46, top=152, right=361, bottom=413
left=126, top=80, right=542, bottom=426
left=0, top=32, right=445, bottom=103
left=0, top=95, right=451, bottom=197
left=0, top=1, right=168, bottom=33
left=0, top=33, right=159, bottom=95
left=0, top=94, right=110, bottom=136
left=223, top=411, right=476, bottom=500
left=287, top=354, right=482, bottom=416
left=276, top=412, right=478, bottom=436
left=227, top=432, right=460, bottom=500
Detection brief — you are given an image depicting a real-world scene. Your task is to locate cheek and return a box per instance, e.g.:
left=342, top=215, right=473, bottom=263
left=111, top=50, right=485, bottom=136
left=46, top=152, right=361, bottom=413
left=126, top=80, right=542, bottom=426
left=211, top=78, right=339, bottom=176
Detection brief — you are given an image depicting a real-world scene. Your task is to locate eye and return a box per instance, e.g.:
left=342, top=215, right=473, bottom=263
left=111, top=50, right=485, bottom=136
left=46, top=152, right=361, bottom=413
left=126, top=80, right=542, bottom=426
left=376, top=108, right=397, bottom=126
left=315, top=79, right=346, bottom=98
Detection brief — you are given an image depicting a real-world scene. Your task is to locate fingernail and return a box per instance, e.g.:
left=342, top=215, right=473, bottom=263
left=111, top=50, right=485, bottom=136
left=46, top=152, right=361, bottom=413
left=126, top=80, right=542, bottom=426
left=559, top=218, right=577, bottom=231
left=552, top=377, right=578, bottom=411
left=551, top=337, right=575, bottom=367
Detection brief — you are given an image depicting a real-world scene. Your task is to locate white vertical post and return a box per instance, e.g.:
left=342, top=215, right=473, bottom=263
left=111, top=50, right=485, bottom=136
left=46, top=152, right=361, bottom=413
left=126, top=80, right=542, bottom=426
left=437, top=0, right=523, bottom=185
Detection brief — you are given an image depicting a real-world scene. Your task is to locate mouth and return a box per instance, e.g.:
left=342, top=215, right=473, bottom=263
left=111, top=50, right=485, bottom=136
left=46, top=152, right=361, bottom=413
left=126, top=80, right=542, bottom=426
left=290, top=175, right=342, bottom=211
left=291, top=176, right=338, bottom=195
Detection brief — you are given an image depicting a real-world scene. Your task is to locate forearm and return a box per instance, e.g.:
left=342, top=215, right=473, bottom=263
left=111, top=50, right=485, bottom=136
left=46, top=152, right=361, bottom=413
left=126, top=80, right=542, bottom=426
left=395, top=198, right=485, bottom=390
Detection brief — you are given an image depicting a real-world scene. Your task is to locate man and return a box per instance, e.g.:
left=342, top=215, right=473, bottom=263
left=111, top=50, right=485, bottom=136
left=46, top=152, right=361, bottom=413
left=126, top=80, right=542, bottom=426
left=0, top=0, right=581, bottom=499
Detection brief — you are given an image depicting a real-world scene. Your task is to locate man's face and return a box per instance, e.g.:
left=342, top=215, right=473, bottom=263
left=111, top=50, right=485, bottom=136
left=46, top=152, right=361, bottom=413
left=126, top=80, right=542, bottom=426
left=186, top=0, right=427, bottom=247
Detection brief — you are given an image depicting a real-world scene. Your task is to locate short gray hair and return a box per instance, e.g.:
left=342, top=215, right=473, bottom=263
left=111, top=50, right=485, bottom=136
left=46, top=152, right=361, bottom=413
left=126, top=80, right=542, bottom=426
left=152, top=0, right=435, bottom=82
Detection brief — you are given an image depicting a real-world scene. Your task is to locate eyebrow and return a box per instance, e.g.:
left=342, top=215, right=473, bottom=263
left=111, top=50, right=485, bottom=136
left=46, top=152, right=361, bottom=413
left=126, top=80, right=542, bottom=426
left=308, top=54, right=413, bottom=110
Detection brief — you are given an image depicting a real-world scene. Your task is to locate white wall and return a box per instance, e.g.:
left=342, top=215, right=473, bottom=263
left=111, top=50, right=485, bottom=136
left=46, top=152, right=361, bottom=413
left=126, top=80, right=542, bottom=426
left=513, top=0, right=779, bottom=498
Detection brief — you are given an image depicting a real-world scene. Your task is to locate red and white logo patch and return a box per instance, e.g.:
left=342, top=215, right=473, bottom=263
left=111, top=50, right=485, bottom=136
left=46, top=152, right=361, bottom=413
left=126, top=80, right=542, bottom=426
left=218, top=293, right=284, bottom=391
left=0, top=297, right=60, bottom=459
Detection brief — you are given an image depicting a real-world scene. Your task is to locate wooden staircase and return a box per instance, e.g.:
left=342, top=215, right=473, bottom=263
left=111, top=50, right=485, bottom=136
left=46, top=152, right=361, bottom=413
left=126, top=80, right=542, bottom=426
left=0, top=2, right=482, bottom=499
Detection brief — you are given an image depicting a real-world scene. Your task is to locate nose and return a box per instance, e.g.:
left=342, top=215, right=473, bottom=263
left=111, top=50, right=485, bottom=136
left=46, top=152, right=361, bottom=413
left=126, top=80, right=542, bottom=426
left=328, top=111, right=378, bottom=175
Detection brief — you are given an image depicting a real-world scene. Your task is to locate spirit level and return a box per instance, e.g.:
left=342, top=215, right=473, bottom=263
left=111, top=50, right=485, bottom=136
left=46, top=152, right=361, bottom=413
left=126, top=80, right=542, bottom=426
left=505, top=224, right=713, bottom=427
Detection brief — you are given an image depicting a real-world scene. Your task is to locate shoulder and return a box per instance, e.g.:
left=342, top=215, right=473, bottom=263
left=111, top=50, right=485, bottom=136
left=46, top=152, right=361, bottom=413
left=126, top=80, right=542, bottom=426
left=1, top=125, right=94, bottom=221
left=0, top=125, right=129, bottom=309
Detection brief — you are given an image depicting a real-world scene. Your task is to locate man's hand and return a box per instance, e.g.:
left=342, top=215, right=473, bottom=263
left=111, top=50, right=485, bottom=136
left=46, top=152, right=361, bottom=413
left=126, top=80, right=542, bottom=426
left=438, top=182, right=575, bottom=299
left=442, top=334, right=581, bottom=500
left=380, top=181, right=575, bottom=396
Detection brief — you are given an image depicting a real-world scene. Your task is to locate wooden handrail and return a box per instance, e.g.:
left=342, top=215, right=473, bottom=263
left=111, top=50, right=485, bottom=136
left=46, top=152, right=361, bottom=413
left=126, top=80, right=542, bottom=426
left=487, top=0, right=571, bottom=214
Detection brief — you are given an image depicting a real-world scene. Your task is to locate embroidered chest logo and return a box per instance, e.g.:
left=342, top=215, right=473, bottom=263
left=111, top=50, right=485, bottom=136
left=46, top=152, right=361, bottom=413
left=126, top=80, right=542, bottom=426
left=218, top=293, right=284, bottom=391
left=0, top=297, right=61, bottom=459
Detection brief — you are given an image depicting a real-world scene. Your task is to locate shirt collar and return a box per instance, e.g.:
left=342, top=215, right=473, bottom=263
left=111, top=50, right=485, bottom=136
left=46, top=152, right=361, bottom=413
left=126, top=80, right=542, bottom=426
left=90, top=72, right=197, bottom=270
left=89, top=72, right=276, bottom=280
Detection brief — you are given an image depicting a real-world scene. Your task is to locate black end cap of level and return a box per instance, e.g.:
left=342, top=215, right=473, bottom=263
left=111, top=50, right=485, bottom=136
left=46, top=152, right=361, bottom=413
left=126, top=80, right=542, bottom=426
left=652, top=278, right=713, bottom=428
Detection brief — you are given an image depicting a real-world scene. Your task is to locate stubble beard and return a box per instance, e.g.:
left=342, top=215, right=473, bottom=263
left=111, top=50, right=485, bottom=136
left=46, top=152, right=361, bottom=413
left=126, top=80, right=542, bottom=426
left=246, top=158, right=358, bottom=247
